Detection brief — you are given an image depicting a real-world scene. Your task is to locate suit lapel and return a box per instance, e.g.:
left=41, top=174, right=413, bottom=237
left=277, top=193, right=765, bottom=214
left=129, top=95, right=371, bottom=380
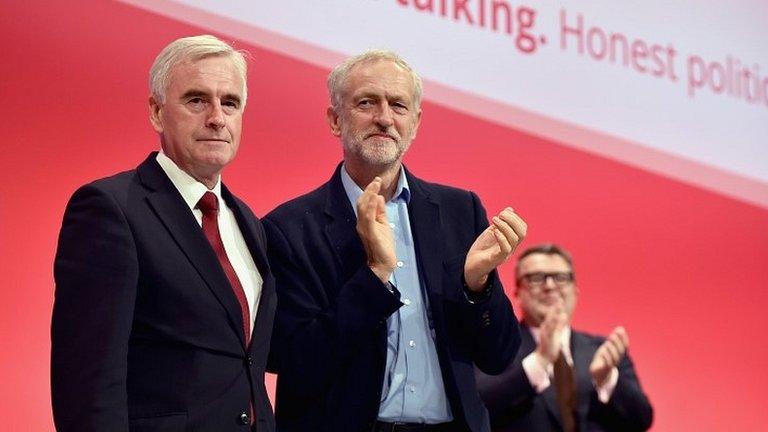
left=322, top=166, right=366, bottom=280
left=405, top=171, right=443, bottom=299
left=137, top=154, right=247, bottom=349
left=223, top=187, right=276, bottom=351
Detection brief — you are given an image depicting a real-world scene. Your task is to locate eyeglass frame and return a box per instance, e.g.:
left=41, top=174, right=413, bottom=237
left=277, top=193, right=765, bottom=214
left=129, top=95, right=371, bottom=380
left=516, top=271, right=575, bottom=289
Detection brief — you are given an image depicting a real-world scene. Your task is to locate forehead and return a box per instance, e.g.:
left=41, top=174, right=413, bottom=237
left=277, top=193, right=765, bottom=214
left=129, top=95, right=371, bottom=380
left=167, top=56, right=244, bottom=94
left=518, top=253, right=572, bottom=273
left=343, top=59, right=414, bottom=100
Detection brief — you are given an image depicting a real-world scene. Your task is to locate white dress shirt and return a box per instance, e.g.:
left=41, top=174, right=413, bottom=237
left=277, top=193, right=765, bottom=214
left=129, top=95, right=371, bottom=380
left=156, top=152, right=262, bottom=331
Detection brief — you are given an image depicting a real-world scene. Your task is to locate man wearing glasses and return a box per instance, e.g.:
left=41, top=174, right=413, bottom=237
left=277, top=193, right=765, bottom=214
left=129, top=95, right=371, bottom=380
left=475, top=244, right=653, bottom=432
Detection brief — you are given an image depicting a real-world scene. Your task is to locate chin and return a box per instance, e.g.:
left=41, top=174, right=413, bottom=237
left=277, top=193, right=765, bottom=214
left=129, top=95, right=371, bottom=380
left=363, top=155, right=398, bottom=166
left=363, top=147, right=403, bottom=165
left=207, top=146, right=236, bottom=160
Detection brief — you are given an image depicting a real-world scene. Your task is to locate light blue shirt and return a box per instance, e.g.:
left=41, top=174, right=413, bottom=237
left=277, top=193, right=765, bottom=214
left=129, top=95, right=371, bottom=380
left=340, top=165, right=452, bottom=423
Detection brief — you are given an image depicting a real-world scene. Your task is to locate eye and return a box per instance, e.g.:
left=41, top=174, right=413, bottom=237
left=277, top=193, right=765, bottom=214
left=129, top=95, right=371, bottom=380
left=186, top=97, right=207, bottom=112
left=357, top=99, right=374, bottom=108
left=222, top=99, right=240, bottom=113
left=391, top=102, right=408, bottom=114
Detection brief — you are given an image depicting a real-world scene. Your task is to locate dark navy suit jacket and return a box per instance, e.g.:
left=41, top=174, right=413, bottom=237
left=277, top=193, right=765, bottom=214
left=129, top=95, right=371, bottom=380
left=476, top=325, right=653, bottom=432
left=264, top=165, right=521, bottom=432
left=52, top=153, right=276, bottom=432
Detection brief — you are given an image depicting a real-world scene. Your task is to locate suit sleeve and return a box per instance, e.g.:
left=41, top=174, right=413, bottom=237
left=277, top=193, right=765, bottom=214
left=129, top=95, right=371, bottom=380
left=51, top=184, right=138, bottom=432
left=475, top=353, right=540, bottom=426
left=264, top=217, right=402, bottom=407
left=448, top=191, right=521, bottom=375
left=593, top=352, right=654, bottom=431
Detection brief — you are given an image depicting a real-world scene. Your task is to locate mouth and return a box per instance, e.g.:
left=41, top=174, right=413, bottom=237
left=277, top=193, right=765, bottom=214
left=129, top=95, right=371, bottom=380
left=540, top=295, right=561, bottom=305
left=365, top=132, right=396, bottom=141
left=196, top=138, right=230, bottom=144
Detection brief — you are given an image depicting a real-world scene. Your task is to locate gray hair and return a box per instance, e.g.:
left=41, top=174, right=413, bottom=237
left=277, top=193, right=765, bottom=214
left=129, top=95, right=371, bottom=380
left=327, top=50, right=423, bottom=112
left=149, top=35, right=248, bottom=104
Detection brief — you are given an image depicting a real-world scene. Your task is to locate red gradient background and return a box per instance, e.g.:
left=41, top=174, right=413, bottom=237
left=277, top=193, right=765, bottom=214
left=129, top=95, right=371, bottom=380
left=1, top=1, right=766, bottom=431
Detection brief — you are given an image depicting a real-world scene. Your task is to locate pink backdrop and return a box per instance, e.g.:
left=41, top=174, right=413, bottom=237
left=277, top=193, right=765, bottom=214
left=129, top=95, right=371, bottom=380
left=2, top=1, right=767, bottom=430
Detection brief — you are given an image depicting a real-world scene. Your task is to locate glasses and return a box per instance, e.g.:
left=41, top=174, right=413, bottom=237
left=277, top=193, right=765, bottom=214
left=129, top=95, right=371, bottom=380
left=518, top=272, right=574, bottom=289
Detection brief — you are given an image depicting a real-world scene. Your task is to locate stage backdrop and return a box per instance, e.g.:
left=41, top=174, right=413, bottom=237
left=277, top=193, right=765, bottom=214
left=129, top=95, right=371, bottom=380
left=1, top=1, right=766, bottom=430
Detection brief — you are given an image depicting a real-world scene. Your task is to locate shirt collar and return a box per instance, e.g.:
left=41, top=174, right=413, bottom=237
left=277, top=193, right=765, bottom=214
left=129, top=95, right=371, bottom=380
left=340, top=164, right=411, bottom=217
left=156, top=151, right=223, bottom=211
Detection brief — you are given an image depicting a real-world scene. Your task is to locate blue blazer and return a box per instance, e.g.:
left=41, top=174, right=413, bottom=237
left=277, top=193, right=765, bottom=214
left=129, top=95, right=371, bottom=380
left=52, top=153, right=276, bottom=432
left=264, top=164, right=521, bottom=432
left=476, top=325, right=653, bottom=432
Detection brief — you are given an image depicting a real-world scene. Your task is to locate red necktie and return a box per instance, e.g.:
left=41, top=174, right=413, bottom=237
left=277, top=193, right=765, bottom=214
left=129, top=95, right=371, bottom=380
left=196, top=192, right=251, bottom=346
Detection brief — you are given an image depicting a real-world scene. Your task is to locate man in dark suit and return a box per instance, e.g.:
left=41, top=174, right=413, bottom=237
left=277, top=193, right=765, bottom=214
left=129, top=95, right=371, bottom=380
left=476, top=244, right=653, bottom=432
left=264, top=50, right=526, bottom=432
left=51, top=35, right=275, bottom=432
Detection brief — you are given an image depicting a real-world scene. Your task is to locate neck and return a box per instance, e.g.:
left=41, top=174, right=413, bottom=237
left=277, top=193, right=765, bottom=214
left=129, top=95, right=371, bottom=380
left=345, top=160, right=402, bottom=202
left=161, top=150, right=221, bottom=190
left=192, top=173, right=219, bottom=190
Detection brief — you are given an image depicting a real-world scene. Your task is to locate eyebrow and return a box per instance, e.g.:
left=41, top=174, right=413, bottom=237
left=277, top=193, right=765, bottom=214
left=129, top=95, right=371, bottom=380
left=353, top=91, right=411, bottom=105
left=180, top=90, right=207, bottom=100
left=179, top=90, right=242, bottom=105
left=221, top=93, right=243, bottom=104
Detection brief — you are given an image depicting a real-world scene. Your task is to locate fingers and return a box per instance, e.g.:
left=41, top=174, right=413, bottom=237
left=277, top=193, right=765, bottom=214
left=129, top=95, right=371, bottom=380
left=607, top=326, right=628, bottom=360
left=357, top=177, right=382, bottom=221
left=601, top=341, right=621, bottom=368
left=490, top=225, right=512, bottom=257
left=538, top=303, right=567, bottom=363
left=495, top=207, right=527, bottom=243
left=592, top=348, right=611, bottom=370
left=612, top=326, right=630, bottom=349
left=541, top=306, right=557, bottom=332
left=365, top=177, right=383, bottom=194
left=597, top=327, right=629, bottom=368
left=541, top=299, right=565, bottom=332
left=490, top=207, right=527, bottom=257
left=355, top=178, right=396, bottom=282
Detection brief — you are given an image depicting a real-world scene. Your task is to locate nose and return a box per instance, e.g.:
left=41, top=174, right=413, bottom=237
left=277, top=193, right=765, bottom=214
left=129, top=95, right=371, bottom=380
left=206, top=102, right=225, bottom=130
left=373, top=103, right=394, bottom=128
left=543, top=275, right=558, bottom=290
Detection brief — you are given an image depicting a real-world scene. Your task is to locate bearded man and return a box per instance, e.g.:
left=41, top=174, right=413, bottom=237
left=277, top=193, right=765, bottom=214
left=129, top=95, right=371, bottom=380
left=264, top=50, right=526, bottom=432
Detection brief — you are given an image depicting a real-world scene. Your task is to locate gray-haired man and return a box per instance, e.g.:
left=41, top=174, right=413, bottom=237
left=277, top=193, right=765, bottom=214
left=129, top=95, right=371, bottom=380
left=52, top=35, right=275, bottom=431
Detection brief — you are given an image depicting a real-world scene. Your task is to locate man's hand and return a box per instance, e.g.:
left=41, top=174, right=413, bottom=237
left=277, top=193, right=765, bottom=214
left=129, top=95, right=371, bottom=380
left=535, top=299, right=568, bottom=366
left=356, top=177, right=397, bottom=283
left=589, top=326, right=629, bottom=386
left=463, top=207, right=526, bottom=292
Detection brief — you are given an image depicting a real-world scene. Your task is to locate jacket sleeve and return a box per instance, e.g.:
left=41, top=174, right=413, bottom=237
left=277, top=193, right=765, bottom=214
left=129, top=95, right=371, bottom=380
left=593, top=352, right=654, bottom=431
left=453, top=191, right=521, bottom=375
left=264, top=217, right=402, bottom=409
left=475, top=356, right=540, bottom=426
left=51, top=184, right=137, bottom=432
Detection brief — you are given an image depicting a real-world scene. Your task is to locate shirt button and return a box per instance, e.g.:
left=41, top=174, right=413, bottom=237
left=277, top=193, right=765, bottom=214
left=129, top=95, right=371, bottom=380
left=409, top=340, right=416, bottom=347
left=409, top=385, right=416, bottom=393
left=389, top=222, right=395, bottom=228
left=247, top=356, right=254, bottom=366
left=403, top=298, right=411, bottom=306
left=396, top=261, right=404, bottom=268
